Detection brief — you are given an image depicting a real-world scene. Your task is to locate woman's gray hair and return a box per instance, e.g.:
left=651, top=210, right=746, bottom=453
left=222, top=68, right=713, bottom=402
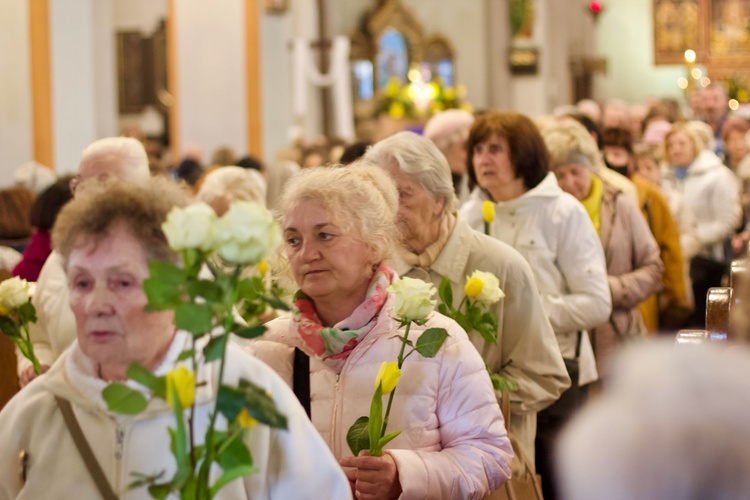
left=542, top=120, right=601, bottom=172
left=276, top=163, right=399, bottom=264
left=79, top=137, right=150, bottom=183
left=557, top=341, right=750, bottom=500
left=363, top=131, right=458, bottom=215
left=197, top=166, right=266, bottom=209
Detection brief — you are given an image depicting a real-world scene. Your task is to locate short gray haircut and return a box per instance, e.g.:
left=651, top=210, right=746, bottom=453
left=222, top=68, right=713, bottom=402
left=363, top=131, right=458, bottom=215
left=423, top=109, right=475, bottom=152
left=557, top=341, right=750, bottom=500
left=79, top=137, right=150, bottom=183
left=543, top=120, right=601, bottom=172
left=197, top=166, right=266, bottom=208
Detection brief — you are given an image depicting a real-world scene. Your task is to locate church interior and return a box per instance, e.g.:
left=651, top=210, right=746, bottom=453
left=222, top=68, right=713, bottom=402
left=2, top=0, right=750, bottom=498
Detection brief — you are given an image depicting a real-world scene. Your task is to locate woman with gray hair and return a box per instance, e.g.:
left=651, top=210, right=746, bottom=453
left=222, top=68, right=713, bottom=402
left=544, top=120, right=663, bottom=375
left=363, top=131, right=570, bottom=474
left=247, top=164, right=512, bottom=499
left=18, top=136, right=155, bottom=387
left=197, top=166, right=267, bottom=215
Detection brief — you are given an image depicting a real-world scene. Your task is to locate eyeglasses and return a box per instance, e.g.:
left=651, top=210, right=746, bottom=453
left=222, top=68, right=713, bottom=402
left=69, top=173, right=112, bottom=195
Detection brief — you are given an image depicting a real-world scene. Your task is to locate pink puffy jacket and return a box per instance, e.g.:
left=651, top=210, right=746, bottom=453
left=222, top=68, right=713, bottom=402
left=246, top=294, right=513, bottom=499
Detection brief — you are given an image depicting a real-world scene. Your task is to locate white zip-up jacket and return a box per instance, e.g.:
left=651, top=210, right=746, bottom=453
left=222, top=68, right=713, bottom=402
left=661, top=149, right=742, bottom=262
left=0, top=331, right=352, bottom=499
left=460, top=172, right=612, bottom=385
left=247, top=295, right=513, bottom=499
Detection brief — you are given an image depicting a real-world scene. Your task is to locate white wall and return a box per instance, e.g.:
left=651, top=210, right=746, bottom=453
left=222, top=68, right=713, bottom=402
left=173, top=0, right=247, bottom=162
left=50, top=0, right=98, bottom=174
left=594, top=0, right=686, bottom=105
left=261, top=3, right=293, bottom=162
left=0, top=0, right=33, bottom=186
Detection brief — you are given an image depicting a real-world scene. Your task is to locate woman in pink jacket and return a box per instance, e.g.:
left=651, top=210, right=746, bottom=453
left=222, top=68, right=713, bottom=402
left=247, top=164, right=512, bottom=499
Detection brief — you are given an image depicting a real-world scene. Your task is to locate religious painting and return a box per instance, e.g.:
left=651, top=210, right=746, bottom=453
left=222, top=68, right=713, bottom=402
left=653, top=0, right=701, bottom=64
left=376, top=28, right=409, bottom=89
left=265, top=0, right=287, bottom=14
left=710, top=0, right=750, bottom=55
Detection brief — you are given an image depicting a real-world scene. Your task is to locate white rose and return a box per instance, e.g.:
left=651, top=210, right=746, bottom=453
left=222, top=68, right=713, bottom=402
left=213, top=201, right=281, bottom=265
left=467, top=270, right=505, bottom=305
left=0, top=277, right=33, bottom=310
left=161, top=202, right=217, bottom=252
left=387, top=277, right=437, bottom=322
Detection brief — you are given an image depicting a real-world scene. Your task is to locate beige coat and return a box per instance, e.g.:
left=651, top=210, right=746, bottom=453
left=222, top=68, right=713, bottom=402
left=593, top=179, right=663, bottom=376
left=392, top=217, right=570, bottom=465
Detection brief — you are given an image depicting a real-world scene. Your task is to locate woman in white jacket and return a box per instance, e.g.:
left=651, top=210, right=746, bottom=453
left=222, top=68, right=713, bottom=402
left=247, top=164, right=512, bottom=499
left=660, top=122, right=741, bottom=327
left=459, top=111, right=611, bottom=500
left=0, top=178, right=351, bottom=499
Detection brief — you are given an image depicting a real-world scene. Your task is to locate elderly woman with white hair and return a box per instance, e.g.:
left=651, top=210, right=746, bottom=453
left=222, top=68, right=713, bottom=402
left=557, top=341, right=750, bottom=500
left=423, top=109, right=475, bottom=204
left=18, top=137, right=153, bottom=387
left=543, top=120, right=663, bottom=375
left=660, top=121, right=741, bottom=327
left=247, top=164, right=512, bottom=499
left=197, top=166, right=267, bottom=215
left=363, top=131, right=570, bottom=473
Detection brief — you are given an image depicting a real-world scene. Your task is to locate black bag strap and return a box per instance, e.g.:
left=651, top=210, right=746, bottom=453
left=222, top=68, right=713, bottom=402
left=293, top=348, right=311, bottom=418
left=55, top=396, right=118, bottom=500
left=575, top=330, right=583, bottom=358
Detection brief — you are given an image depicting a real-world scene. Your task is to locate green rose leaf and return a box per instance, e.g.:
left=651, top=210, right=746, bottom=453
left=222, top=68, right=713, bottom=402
left=0, top=316, right=20, bottom=338
left=415, top=328, right=449, bottom=358
left=437, top=302, right=451, bottom=317
left=236, top=278, right=262, bottom=301
left=217, top=432, right=252, bottom=471
left=17, top=301, right=37, bottom=324
left=147, top=482, right=173, bottom=500
left=175, top=302, right=213, bottom=335
left=438, top=276, right=454, bottom=310
left=377, top=430, right=401, bottom=450
left=144, top=261, right=186, bottom=310
left=490, top=373, right=520, bottom=392
left=187, top=280, right=224, bottom=302
left=261, top=294, right=289, bottom=311
left=233, top=325, right=266, bottom=339
left=127, top=363, right=166, bottom=399
left=368, top=384, right=383, bottom=456
left=209, top=465, right=257, bottom=497
left=454, top=312, right=471, bottom=335
left=346, top=416, right=371, bottom=456
left=476, top=321, right=498, bottom=345
left=102, top=383, right=148, bottom=414
left=218, top=380, right=287, bottom=429
left=204, top=334, right=229, bottom=362
left=177, top=349, right=195, bottom=362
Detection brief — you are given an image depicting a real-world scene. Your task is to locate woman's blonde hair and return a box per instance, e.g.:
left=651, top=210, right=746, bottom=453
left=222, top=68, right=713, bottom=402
left=277, top=163, right=398, bottom=264
left=53, top=176, right=190, bottom=264
left=662, top=122, right=702, bottom=163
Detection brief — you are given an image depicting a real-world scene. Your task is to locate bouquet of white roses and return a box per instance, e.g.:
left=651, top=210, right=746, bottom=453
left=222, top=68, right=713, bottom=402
left=101, top=201, right=289, bottom=499
left=347, top=277, right=449, bottom=457
left=0, top=277, right=41, bottom=374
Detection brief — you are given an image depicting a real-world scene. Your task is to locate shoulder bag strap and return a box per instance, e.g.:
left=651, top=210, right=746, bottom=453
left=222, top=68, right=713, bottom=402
left=293, top=348, right=311, bottom=418
left=55, top=396, right=118, bottom=500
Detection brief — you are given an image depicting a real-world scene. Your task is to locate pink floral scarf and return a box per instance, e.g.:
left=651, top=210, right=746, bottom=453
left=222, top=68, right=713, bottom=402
left=292, top=262, right=395, bottom=372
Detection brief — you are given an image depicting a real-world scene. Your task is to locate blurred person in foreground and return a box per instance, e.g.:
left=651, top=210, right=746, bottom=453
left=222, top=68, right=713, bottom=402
left=0, top=177, right=350, bottom=498
left=17, top=137, right=154, bottom=387
left=423, top=109, right=475, bottom=204
left=247, top=164, right=512, bottom=499
left=557, top=341, right=750, bottom=500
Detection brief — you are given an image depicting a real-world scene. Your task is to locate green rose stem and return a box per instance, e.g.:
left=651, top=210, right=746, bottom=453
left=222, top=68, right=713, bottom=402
left=19, top=322, right=42, bottom=374
left=379, top=321, right=410, bottom=445
left=484, top=221, right=490, bottom=236
left=197, top=266, right=240, bottom=496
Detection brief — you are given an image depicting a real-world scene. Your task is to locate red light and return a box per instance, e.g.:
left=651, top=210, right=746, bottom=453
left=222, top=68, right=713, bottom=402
left=589, top=1, right=602, bottom=13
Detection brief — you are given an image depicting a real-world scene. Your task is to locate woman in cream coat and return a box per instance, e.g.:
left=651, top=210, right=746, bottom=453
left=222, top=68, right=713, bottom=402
left=248, top=165, right=512, bottom=499
left=0, top=178, right=350, bottom=499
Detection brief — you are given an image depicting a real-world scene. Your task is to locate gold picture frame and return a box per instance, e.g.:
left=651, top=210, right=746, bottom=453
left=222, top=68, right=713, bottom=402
left=265, top=0, right=287, bottom=14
